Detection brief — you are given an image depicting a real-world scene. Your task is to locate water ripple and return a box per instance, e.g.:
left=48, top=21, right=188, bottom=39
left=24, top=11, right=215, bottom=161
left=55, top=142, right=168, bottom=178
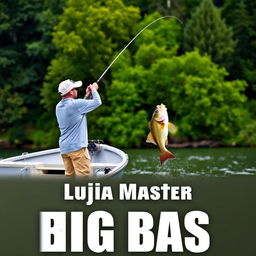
left=187, top=156, right=213, bottom=161
left=125, top=148, right=256, bottom=177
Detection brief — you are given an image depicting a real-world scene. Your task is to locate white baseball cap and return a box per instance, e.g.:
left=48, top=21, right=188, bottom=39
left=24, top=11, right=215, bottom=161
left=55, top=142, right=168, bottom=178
left=58, top=79, right=83, bottom=96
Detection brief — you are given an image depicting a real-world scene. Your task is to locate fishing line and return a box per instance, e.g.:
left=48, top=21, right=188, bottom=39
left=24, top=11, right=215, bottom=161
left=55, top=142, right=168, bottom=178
left=96, top=15, right=183, bottom=83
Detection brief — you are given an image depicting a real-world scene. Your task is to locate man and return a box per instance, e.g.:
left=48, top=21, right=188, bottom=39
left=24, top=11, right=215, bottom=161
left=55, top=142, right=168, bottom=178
left=56, top=79, right=102, bottom=176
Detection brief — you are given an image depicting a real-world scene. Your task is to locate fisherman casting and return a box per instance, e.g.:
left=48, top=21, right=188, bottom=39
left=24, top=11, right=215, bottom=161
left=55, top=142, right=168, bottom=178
left=55, top=16, right=181, bottom=174
left=56, top=80, right=102, bottom=176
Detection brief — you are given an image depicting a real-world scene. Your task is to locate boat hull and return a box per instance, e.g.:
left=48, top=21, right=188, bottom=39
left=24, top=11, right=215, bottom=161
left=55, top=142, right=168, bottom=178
left=0, top=144, right=128, bottom=178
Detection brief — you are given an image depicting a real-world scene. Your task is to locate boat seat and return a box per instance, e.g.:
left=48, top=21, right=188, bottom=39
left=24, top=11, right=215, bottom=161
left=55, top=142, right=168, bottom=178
left=36, top=164, right=64, bottom=171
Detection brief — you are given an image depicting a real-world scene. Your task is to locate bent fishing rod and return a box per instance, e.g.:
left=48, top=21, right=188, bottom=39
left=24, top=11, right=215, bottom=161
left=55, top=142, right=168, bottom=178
left=95, top=15, right=183, bottom=84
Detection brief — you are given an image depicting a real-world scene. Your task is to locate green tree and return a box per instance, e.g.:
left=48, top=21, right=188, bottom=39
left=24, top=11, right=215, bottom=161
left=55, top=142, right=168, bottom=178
left=123, top=0, right=171, bottom=15
left=0, top=86, right=27, bottom=131
left=133, top=12, right=181, bottom=50
left=98, top=79, right=148, bottom=148
left=235, top=120, right=256, bottom=147
left=40, top=0, right=140, bottom=147
left=102, top=48, right=251, bottom=146
left=0, top=0, right=43, bottom=114
left=26, top=0, right=66, bottom=60
left=184, top=0, right=236, bottom=68
left=221, top=0, right=256, bottom=91
left=98, top=12, right=181, bottom=147
left=146, top=51, right=250, bottom=142
left=123, top=0, right=201, bottom=18
left=0, top=0, right=65, bottom=143
left=220, top=0, right=256, bottom=139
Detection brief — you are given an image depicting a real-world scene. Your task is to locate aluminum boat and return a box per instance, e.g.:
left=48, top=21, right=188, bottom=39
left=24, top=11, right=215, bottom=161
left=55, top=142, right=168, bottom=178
left=0, top=141, right=128, bottom=178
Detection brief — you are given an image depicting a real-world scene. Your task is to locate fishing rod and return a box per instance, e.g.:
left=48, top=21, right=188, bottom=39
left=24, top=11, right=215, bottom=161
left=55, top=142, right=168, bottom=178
left=96, top=15, right=183, bottom=83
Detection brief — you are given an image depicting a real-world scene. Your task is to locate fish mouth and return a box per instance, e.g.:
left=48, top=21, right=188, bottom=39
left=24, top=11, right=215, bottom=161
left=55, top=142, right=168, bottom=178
left=153, top=104, right=167, bottom=122
left=156, top=103, right=166, bottom=111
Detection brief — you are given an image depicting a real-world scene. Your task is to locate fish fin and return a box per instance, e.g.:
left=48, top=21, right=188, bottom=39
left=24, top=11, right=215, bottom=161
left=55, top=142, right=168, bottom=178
left=146, top=132, right=157, bottom=145
left=165, top=138, right=168, bottom=145
left=161, top=123, right=165, bottom=129
left=160, top=150, right=175, bottom=164
left=168, top=122, right=177, bottom=135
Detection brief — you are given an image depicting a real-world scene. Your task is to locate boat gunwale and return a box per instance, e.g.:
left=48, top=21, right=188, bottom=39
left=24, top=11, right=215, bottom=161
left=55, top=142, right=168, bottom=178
left=0, top=144, right=128, bottom=178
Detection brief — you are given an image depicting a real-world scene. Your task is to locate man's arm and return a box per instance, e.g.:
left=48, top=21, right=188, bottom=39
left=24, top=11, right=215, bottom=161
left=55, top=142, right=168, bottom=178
left=85, top=82, right=99, bottom=99
left=77, top=83, right=102, bottom=114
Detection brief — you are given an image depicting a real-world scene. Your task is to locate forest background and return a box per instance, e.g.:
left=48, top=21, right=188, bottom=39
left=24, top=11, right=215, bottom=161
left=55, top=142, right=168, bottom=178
left=0, top=0, right=255, bottom=149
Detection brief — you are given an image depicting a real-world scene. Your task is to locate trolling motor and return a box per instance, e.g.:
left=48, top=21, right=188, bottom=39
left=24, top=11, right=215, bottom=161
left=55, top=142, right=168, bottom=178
left=88, top=140, right=104, bottom=153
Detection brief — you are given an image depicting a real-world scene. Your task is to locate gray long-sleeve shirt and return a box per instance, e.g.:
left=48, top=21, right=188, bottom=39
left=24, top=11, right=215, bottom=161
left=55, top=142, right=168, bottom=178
left=56, top=89, right=102, bottom=154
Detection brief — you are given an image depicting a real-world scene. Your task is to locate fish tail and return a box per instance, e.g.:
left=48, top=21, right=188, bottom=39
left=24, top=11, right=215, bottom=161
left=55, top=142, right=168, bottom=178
left=160, top=150, right=175, bottom=164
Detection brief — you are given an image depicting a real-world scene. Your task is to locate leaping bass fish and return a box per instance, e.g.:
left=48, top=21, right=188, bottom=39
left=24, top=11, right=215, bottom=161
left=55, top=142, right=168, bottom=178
left=146, top=104, right=175, bottom=164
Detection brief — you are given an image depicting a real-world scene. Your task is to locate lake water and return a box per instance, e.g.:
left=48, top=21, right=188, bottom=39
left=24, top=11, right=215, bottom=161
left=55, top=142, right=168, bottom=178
left=1, top=147, right=255, bottom=177
left=124, top=147, right=256, bottom=177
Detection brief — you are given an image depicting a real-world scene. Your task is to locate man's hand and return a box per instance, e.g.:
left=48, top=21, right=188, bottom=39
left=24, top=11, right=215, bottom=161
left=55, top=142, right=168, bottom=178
left=85, top=86, right=92, bottom=98
left=85, top=83, right=99, bottom=98
left=90, top=82, right=99, bottom=91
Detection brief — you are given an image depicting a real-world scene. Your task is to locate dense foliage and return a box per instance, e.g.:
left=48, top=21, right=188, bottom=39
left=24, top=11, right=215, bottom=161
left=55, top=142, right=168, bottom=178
left=184, top=0, right=236, bottom=69
left=0, top=0, right=65, bottom=143
left=221, top=0, right=256, bottom=89
left=39, top=0, right=140, bottom=146
left=98, top=13, right=182, bottom=147
left=1, top=0, right=255, bottom=148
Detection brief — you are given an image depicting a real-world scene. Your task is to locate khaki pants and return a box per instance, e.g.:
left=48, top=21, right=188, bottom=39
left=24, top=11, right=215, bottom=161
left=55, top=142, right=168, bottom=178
left=61, top=148, right=91, bottom=176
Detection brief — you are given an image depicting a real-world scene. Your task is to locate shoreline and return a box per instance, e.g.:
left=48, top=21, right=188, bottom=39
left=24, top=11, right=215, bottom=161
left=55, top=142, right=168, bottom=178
left=0, top=139, right=252, bottom=150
